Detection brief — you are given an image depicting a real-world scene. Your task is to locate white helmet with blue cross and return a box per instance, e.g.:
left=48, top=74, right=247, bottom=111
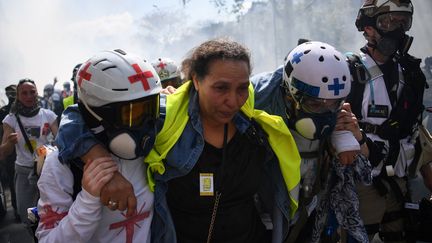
left=283, top=41, right=351, bottom=114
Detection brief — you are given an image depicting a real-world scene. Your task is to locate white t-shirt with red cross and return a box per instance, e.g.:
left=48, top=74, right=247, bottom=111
left=36, top=149, right=154, bottom=243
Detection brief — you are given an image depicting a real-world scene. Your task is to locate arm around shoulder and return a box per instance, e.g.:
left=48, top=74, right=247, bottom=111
left=55, top=105, right=102, bottom=163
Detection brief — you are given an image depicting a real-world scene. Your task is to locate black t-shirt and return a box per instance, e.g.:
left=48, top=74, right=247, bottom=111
left=166, top=131, right=270, bottom=243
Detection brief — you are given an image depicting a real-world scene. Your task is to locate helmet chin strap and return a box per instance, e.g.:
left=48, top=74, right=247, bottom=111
left=78, top=89, right=105, bottom=123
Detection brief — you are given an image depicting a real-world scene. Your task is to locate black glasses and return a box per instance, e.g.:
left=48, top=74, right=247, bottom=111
left=18, top=78, right=35, bottom=85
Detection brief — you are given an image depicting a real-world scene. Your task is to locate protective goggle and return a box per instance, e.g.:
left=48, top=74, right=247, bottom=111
left=293, top=94, right=345, bottom=114
left=93, top=94, right=160, bottom=128
left=376, top=12, right=412, bottom=32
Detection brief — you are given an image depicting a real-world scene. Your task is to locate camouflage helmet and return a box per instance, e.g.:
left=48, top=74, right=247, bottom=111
left=355, top=0, right=413, bottom=31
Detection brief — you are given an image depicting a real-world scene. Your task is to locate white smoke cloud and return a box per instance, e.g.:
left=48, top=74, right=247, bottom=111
left=0, top=0, right=168, bottom=92
left=1, top=0, right=431, bottom=95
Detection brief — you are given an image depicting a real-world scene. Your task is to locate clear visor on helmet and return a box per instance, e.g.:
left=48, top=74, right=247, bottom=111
left=93, top=94, right=160, bottom=128
left=376, top=12, right=412, bottom=32
left=293, top=94, right=345, bottom=114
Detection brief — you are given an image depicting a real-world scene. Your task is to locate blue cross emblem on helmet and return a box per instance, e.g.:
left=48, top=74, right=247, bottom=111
left=291, top=52, right=304, bottom=64
left=328, top=78, right=345, bottom=96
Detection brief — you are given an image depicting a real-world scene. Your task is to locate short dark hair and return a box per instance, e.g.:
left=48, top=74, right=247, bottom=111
left=181, top=38, right=251, bottom=82
left=16, top=78, right=37, bottom=93
left=17, top=78, right=36, bottom=87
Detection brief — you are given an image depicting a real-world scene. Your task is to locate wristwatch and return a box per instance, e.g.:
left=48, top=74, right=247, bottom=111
left=357, top=129, right=367, bottom=145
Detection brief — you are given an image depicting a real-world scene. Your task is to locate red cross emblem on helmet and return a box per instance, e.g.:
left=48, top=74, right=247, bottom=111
left=128, top=64, right=153, bottom=91
left=78, top=62, right=92, bottom=87
left=157, top=61, right=167, bottom=69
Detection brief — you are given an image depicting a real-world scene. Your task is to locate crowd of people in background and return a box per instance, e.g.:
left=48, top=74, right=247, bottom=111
left=0, top=1, right=432, bottom=243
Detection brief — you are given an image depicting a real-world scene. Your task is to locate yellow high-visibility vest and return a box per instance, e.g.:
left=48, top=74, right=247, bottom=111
left=63, top=95, right=74, bottom=109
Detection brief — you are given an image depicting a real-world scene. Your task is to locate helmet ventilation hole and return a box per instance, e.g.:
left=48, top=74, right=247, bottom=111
left=304, top=50, right=311, bottom=54
left=334, top=55, right=340, bottom=61
left=320, top=46, right=326, bottom=49
left=342, top=76, right=347, bottom=81
left=94, top=58, right=107, bottom=65
left=114, top=49, right=127, bottom=55
left=319, top=56, right=324, bottom=62
left=102, top=65, right=117, bottom=71
left=322, top=77, right=328, bottom=83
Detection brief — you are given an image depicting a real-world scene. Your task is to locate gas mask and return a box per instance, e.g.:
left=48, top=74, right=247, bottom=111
left=286, top=96, right=341, bottom=140
left=290, top=109, right=337, bottom=140
left=372, top=12, right=413, bottom=56
left=105, top=119, right=157, bottom=160
left=374, top=28, right=412, bottom=57
left=80, top=95, right=159, bottom=160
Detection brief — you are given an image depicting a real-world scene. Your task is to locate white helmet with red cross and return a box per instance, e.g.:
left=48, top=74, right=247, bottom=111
left=151, top=57, right=180, bottom=82
left=77, top=49, right=161, bottom=107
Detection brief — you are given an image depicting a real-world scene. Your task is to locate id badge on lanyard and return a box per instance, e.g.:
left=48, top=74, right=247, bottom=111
left=367, top=104, right=389, bottom=118
left=199, top=173, right=214, bottom=196
left=367, top=79, right=389, bottom=118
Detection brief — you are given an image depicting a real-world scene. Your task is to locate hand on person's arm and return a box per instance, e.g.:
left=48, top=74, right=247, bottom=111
left=82, top=156, right=117, bottom=197
left=82, top=144, right=137, bottom=216
left=56, top=106, right=138, bottom=215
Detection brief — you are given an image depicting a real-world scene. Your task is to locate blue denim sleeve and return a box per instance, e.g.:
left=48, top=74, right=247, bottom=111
left=250, top=66, right=289, bottom=124
left=55, top=104, right=100, bottom=164
left=250, top=66, right=284, bottom=111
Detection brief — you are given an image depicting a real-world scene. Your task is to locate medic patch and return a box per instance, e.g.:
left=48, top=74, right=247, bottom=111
left=367, top=104, right=389, bottom=118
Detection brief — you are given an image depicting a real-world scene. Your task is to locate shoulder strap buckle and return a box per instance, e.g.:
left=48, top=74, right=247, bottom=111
left=346, top=52, right=371, bottom=84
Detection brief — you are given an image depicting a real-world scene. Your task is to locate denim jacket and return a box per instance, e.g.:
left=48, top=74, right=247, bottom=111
left=250, top=66, right=288, bottom=122
left=55, top=104, right=100, bottom=164
left=56, top=90, right=293, bottom=243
